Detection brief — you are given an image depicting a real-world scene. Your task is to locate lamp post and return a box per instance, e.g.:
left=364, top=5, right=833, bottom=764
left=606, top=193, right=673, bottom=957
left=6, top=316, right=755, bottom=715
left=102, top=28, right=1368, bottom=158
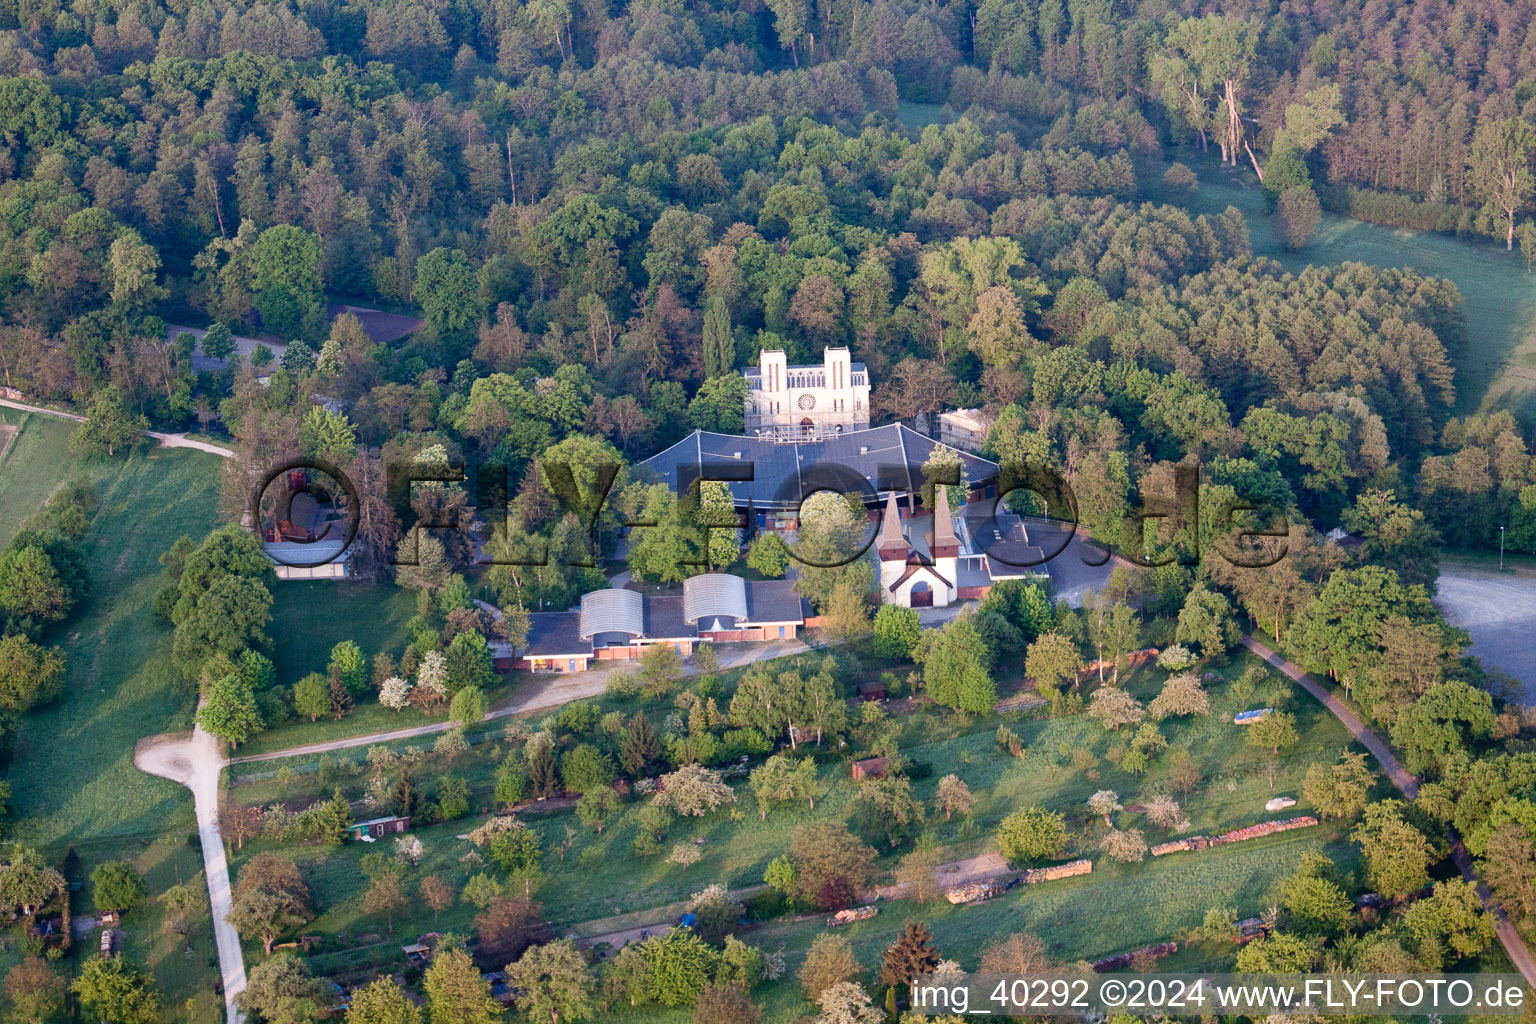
left=1500, top=525, right=1506, bottom=571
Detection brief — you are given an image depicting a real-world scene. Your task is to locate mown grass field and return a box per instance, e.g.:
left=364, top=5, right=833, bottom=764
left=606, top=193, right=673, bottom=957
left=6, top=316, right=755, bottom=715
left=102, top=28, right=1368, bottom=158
left=0, top=413, right=225, bottom=1021
left=267, top=580, right=419, bottom=686
left=224, top=648, right=1387, bottom=1002
left=0, top=411, right=72, bottom=548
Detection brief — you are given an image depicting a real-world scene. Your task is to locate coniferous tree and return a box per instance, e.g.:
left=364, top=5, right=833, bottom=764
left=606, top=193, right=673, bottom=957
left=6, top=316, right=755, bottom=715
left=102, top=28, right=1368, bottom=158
left=327, top=671, right=353, bottom=720
left=702, top=291, right=734, bottom=378
left=879, top=919, right=941, bottom=989
left=620, top=714, right=661, bottom=777
left=525, top=733, right=561, bottom=798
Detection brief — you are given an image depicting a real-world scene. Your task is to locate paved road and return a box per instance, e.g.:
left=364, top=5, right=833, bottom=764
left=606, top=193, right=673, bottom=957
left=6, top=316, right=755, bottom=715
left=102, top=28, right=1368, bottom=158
left=0, top=396, right=234, bottom=457
left=135, top=728, right=246, bottom=1024
left=1242, top=634, right=1536, bottom=988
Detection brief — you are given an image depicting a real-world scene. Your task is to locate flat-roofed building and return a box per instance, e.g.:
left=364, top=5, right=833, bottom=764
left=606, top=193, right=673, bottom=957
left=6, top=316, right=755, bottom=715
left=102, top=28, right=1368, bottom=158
left=938, top=408, right=994, bottom=453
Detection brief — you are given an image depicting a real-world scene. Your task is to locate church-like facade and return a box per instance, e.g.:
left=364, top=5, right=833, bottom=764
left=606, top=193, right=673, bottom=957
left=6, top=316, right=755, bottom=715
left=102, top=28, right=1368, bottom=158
left=877, top=489, right=963, bottom=608
left=875, top=487, right=1051, bottom=608
left=743, top=346, right=870, bottom=440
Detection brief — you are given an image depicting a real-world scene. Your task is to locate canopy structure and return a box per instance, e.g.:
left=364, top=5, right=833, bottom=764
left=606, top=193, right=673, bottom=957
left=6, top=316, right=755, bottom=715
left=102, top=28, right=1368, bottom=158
left=578, top=588, right=644, bottom=639
left=682, top=573, right=749, bottom=625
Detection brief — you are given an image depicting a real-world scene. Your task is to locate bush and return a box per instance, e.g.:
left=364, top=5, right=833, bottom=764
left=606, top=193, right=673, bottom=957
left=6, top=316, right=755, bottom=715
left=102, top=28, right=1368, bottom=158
left=871, top=605, right=921, bottom=659
left=1163, top=162, right=1197, bottom=191
left=742, top=888, right=786, bottom=920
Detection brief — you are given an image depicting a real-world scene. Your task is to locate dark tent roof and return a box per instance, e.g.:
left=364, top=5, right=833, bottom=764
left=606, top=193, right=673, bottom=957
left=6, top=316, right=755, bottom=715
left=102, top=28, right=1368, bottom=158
left=744, top=580, right=804, bottom=624
left=326, top=303, right=424, bottom=345
left=635, top=425, right=998, bottom=511
left=523, top=611, right=592, bottom=657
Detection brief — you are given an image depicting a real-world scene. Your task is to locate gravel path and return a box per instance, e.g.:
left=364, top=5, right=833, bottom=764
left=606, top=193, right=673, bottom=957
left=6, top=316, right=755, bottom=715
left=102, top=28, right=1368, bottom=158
left=232, top=639, right=809, bottom=765
left=134, top=728, right=247, bottom=1024
left=1241, top=634, right=1536, bottom=988
left=0, top=397, right=234, bottom=457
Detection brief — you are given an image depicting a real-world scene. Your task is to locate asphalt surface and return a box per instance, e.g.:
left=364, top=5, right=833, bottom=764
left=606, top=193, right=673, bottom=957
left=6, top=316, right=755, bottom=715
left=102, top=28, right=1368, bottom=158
left=135, top=728, right=247, bottom=1024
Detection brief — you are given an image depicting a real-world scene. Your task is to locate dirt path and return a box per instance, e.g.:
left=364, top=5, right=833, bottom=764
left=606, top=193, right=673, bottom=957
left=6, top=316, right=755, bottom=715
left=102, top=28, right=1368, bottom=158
left=874, top=851, right=1009, bottom=901
left=135, top=729, right=246, bottom=1024
left=231, top=672, right=613, bottom=764
left=1241, top=634, right=1536, bottom=988
left=233, top=639, right=810, bottom=765
left=0, top=397, right=234, bottom=457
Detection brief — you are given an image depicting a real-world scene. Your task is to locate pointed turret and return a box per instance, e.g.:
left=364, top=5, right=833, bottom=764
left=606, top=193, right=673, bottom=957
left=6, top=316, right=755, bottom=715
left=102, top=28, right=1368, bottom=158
left=876, top=491, right=909, bottom=561
left=930, top=484, right=960, bottom=559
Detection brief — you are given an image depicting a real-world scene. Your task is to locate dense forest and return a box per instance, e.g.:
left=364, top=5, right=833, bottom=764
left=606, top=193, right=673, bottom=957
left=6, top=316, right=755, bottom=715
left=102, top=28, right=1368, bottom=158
left=3, top=4, right=1536, bottom=1022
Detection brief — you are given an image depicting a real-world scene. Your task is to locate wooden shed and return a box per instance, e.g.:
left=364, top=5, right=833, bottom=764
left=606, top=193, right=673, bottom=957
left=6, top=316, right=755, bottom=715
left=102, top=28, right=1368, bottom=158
left=850, top=757, right=889, bottom=781
left=347, top=816, right=411, bottom=840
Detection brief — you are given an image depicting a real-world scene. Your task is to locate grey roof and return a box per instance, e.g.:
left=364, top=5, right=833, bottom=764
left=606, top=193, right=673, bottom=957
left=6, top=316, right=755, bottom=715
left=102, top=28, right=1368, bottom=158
left=524, top=611, right=592, bottom=657
left=263, top=538, right=348, bottom=566
left=635, top=425, right=998, bottom=511
left=965, top=514, right=1049, bottom=572
left=743, top=579, right=804, bottom=624
left=955, top=558, right=994, bottom=590
left=326, top=303, right=424, bottom=345
left=644, top=595, right=698, bottom=641
left=579, top=589, right=644, bottom=639
left=683, top=574, right=749, bottom=624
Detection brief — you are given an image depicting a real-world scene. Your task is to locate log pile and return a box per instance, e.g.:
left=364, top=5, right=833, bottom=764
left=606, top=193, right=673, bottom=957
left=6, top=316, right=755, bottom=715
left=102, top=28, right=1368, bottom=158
left=1208, top=816, right=1318, bottom=845
left=826, top=905, right=878, bottom=927
left=1092, top=941, right=1177, bottom=972
left=1022, top=859, right=1093, bottom=884
left=1150, top=817, right=1318, bottom=858
left=945, top=879, right=1005, bottom=905
left=1150, top=838, right=1202, bottom=856
left=1235, top=918, right=1267, bottom=944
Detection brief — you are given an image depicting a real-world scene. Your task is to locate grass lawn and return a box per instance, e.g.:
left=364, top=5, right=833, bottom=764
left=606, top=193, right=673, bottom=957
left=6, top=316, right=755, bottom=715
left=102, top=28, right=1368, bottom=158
left=267, top=580, right=419, bottom=686
left=238, top=579, right=555, bottom=757
left=5, top=416, right=222, bottom=844
left=0, top=413, right=225, bottom=1021
left=224, top=649, right=1384, bottom=1000
left=0, top=412, right=71, bottom=549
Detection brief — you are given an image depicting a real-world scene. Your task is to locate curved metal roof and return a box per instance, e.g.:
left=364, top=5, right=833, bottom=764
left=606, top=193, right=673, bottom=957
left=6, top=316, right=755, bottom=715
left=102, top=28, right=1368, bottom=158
left=682, top=573, right=749, bottom=624
left=578, top=588, right=644, bottom=639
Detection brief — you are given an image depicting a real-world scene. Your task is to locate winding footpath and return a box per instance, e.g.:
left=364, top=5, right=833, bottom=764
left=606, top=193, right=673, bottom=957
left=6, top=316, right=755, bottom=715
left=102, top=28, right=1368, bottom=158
left=0, top=396, right=235, bottom=457
left=1242, top=634, right=1536, bottom=988
left=136, top=641, right=807, bottom=1022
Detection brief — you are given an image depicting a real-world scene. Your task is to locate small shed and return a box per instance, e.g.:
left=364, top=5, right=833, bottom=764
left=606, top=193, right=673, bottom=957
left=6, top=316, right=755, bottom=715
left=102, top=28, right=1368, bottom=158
left=850, top=757, right=889, bottom=781
left=402, top=942, right=432, bottom=966
left=856, top=680, right=887, bottom=702
left=348, top=816, right=411, bottom=840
